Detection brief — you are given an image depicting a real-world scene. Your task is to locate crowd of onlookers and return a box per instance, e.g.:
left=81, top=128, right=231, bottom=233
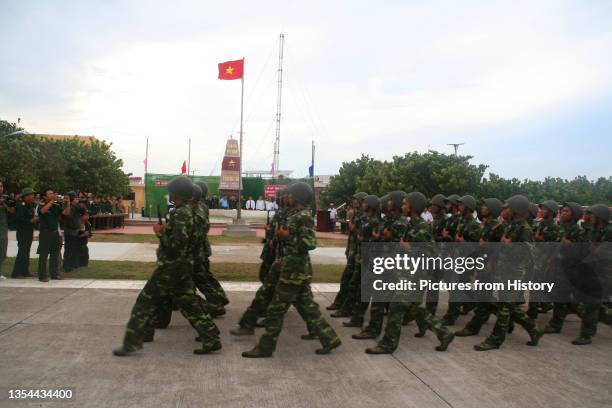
left=206, top=195, right=279, bottom=211
left=0, top=181, right=132, bottom=282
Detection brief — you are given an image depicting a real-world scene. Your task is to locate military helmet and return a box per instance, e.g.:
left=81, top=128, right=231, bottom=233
left=352, top=192, right=368, bottom=201
left=389, top=191, right=407, bottom=210
left=458, top=195, right=477, bottom=212
left=586, top=204, right=611, bottom=223
left=445, top=194, right=460, bottom=206
left=406, top=191, right=427, bottom=214
left=539, top=200, right=559, bottom=215
left=503, top=194, right=529, bottom=216
left=528, top=202, right=538, bottom=219
left=431, top=194, right=446, bottom=208
left=288, top=182, right=313, bottom=205
left=194, top=181, right=208, bottom=199
left=363, top=195, right=380, bottom=211
left=21, top=187, right=36, bottom=197
left=562, top=202, right=583, bottom=222
left=483, top=198, right=502, bottom=218
left=191, top=184, right=202, bottom=202
left=167, top=175, right=194, bottom=200
left=380, top=194, right=390, bottom=212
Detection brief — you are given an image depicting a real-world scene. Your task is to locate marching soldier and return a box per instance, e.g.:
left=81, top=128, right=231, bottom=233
left=113, top=176, right=220, bottom=356
left=353, top=191, right=407, bottom=340
left=474, top=195, right=544, bottom=351
left=455, top=198, right=504, bottom=337
left=329, top=192, right=368, bottom=315
left=365, top=192, right=455, bottom=354
left=343, top=194, right=381, bottom=328
left=440, top=193, right=462, bottom=325
left=242, top=182, right=341, bottom=358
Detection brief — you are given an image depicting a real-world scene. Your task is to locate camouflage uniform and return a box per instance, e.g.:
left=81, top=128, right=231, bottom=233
left=457, top=218, right=503, bottom=335
left=193, top=201, right=229, bottom=313
left=546, top=220, right=603, bottom=340
left=425, top=211, right=447, bottom=314
left=347, top=212, right=381, bottom=325
left=331, top=210, right=364, bottom=314
left=256, top=208, right=340, bottom=353
left=375, top=218, right=452, bottom=353
left=120, top=203, right=220, bottom=352
left=359, top=213, right=406, bottom=336
left=442, top=215, right=481, bottom=323
left=476, top=219, right=541, bottom=349
left=527, top=218, right=560, bottom=318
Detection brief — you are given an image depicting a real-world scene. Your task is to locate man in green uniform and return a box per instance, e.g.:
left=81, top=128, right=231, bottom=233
left=242, top=182, right=341, bottom=358
left=440, top=194, right=462, bottom=325
left=425, top=194, right=447, bottom=315
left=62, top=191, right=81, bottom=272
left=193, top=181, right=229, bottom=316
left=526, top=200, right=560, bottom=318
left=543, top=202, right=604, bottom=345
left=343, top=194, right=381, bottom=328
left=365, top=192, right=455, bottom=354
left=0, top=180, right=15, bottom=280
left=474, top=195, right=544, bottom=351
left=37, top=188, right=64, bottom=281
left=353, top=191, right=407, bottom=340
left=12, top=188, right=37, bottom=278
left=113, top=176, right=221, bottom=356
left=455, top=198, right=504, bottom=336
left=329, top=192, right=368, bottom=314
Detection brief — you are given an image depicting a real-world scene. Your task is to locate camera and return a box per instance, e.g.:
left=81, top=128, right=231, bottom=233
left=0, top=194, right=16, bottom=207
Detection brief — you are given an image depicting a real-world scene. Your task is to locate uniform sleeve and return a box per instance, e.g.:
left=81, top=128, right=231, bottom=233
left=159, top=208, right=191, bottom=255
left=296, top=212, right=317, bottom=252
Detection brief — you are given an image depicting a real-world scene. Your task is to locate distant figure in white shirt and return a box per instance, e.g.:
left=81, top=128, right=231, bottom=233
left=265, top=198, right=274, bottom=211
left=421, top=207, right=433, bottom=223
left=328, top=203, right=337, bottom=232
left=255, top=196, right=265, bottom=211
left=245, top=196, right=256, bottom=210
left=269, top=198, right=279, bottom=211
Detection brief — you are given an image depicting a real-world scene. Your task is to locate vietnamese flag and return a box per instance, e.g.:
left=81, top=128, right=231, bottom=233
left=218, top=59, right=244, bottom=80
left=181, top=161, right=187, bottom=174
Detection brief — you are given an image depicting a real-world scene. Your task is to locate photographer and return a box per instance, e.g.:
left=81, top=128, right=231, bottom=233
left=0, top=180, right=16, bottom=280
left=62, top=191, right=81, bottom=272
left=37, top=188, right=63, bottom=281
left=12, top=188, right=38, bottom=278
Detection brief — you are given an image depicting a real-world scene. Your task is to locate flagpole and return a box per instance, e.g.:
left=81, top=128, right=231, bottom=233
left=187, top=138, right=191, bottom=177
left=144, top=137, right=149, bottom=218
left=237, top=57, right=245, bottom=221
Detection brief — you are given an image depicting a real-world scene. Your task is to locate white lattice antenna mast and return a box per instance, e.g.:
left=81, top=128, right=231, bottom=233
left=272, top=33, right=285, bottom=176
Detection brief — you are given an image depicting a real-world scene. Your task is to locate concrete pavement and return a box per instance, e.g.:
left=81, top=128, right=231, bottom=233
left=0, top=281, right=611, bottom=407
left=6, top=241, right=346, bottom=264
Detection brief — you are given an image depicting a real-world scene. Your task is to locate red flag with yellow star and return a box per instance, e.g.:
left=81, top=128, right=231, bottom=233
left=218, top=59, right=244, bottom=80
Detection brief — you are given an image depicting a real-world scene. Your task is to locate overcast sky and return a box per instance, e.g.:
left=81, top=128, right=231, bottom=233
left=1, top=0, right=611, bottom=180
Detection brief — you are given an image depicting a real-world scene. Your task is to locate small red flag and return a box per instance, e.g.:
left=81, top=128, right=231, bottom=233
left=181, top=161, right=187, bottom=174
left=218, top=59, right=244, bottom=80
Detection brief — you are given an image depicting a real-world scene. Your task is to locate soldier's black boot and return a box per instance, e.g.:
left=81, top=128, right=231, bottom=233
left=194, top=341, right=222, bottom=355
left=112, top=347, right=140, bottom=357
left=352, top=330, right=378, bottom=340
left=455, top=327, right=478, bottom=337
left=526, top=325, right=544, bottom=346
left=142, top=333, right=154, bottom=343
left=229, top=327, right=255, bottom=336
left=326, top=303, right=341, bottom=311
left=435, top=332, right=455, bottom=351
left=571, top=336, right=592, bottom=345
left=330, top=310, right=351, bottom=318
left=316, top=339, right=342, bottom=355
left=242, top=347, right=273, bottom=358
left=365, top=345, right=392, bottom=355
left=474, top=341, right=500, bottom=351
left=342, top=320, right=363, bottom=328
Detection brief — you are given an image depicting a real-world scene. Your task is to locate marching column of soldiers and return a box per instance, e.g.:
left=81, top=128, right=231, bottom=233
left=114, top=175, right=611, bottom=357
